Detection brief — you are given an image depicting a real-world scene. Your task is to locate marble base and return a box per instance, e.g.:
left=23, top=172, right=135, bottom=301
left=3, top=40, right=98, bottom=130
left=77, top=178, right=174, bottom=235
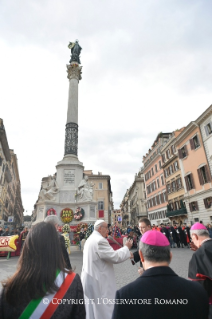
left=32, top=200, right=97, bottom=226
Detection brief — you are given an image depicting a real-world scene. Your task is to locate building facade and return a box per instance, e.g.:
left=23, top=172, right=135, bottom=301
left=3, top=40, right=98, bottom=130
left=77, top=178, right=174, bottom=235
left=143, top=133, right=172, bottom=225
left=120, top=168, right=147, bottom=227
left=161, top=129, right=187, bottom=224
left=84, top=170, right=113, bottom=224
left=0, top=119, right=24, bottom=227
left=175, top=120, right=212, bottom=224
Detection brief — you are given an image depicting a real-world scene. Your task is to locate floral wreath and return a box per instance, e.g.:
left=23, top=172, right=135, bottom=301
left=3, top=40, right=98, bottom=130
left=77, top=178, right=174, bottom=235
left=47, top=208, right=56, bottom=216
left=60, top=208, right=73, bottom=223
left=74, top=207, right=85, bottom=221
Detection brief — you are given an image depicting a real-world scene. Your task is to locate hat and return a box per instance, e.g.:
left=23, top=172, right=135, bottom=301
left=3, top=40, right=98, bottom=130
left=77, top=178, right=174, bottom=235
left=191, top=222, right=207, bottom=230
left=141, top=230, right=170, bottom=246
left=94, top=220, right=105, bottom=227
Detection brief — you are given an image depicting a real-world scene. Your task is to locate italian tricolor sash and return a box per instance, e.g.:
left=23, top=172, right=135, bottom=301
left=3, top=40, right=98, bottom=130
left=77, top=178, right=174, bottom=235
left=19, top=271, right=76, bottom=319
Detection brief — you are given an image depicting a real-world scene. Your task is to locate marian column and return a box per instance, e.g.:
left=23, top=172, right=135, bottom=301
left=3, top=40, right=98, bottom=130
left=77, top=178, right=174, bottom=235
left=64, top=41, right=82, bottom=158
left=33, top=40, right=97, bottom=227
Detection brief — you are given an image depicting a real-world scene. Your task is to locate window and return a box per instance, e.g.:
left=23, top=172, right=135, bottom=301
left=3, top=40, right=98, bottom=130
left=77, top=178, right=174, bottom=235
left=163, top=192, right=167, bottom=202
left=178, top=145, right=188, bottom=159
left=98, top=201, right=104, bottom=210
left=184, top=174, right=195, bottom=191
left=161, top=175, right=164, bottom=186
left=194, top=218, right=199, bottom=222
left=190, top=135, right=200, bottom=150
left=164, top=169, right=168, bottom=178
left=171, top=181, right=176, bottom=192
left=204, top=122, right=212, bottom=136
left=171, top=145, right=176, bottom=154
left=176, top=178, right=182, bottom=189
left=159, top=161, right=162, bottom=169
left=175, top=201, right=179, bottom=210
left=174, top=161, right=179, bottom=171
left=166, top=149, right=171, bottom=159
left=99, top=182, right=103, bottom=189
left=157, top=179, right=160, bottom=188
left=169, top=165, right=173, bottom=175
left=204, top=197, right=212, bottom=209
left=189, top=201, right=199, bottom=212
left=155, top=164, right=158, bottom=172
left=151, top=168, right=154, bottom=175
left=197, top=165, right=211, bottom=185
left=167, top=184, right=171, bottom=194
left=162, top=154, right=166, bottom=163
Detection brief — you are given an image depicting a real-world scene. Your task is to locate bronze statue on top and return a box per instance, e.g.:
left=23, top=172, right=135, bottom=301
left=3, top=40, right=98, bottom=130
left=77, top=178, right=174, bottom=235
left=68, top=40, right=82, bottom=64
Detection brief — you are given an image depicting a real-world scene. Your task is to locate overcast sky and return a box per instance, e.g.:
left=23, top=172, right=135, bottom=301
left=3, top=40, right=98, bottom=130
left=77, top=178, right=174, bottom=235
left=0, top=0, right=212, bottom=214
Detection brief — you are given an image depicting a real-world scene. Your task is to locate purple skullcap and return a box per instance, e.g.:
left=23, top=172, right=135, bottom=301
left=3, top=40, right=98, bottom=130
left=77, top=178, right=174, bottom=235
left=190, top=222, right=207, bottom=230
left=141, top=230, right=170, bottom=246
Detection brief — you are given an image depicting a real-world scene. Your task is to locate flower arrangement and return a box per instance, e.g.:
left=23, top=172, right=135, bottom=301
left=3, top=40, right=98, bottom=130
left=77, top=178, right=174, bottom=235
left=62, top=224, right=70, bottom=233
left=85, top=223, right=94, bottom=240
left=47, top=208, right=56, bottom=216
left=74, top=207, right=85, bottom=221
left=76, top=222, right=88, bottom=232
left=60, top=208, right=73, bottom=223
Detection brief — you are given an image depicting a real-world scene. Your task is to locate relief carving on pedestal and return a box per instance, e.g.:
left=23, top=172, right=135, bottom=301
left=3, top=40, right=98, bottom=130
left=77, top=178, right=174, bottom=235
left=76, top=176, right=94, bottom=202
left=38, top=175, right=59, bottom=202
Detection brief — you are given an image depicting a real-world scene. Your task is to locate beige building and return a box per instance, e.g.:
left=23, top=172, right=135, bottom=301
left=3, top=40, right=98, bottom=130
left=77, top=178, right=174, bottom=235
left=143, top=132, right=172, bottom=225
left=84, top=170, right=113, bottom=224
left=0, top=119, right=24, bottom=227
left=111, top=209, right=123, bottom=227
left=160, top=129, right=186, bottom=224
left=120, top=168, right=147, bottom=227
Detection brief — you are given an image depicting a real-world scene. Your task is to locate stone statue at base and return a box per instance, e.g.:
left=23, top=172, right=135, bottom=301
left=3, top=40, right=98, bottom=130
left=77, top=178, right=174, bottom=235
left=77, top=175, right=94, bottom=202
left=38, top=175, right=59, bottom=202
left=68, top=40, right=82, bottom=64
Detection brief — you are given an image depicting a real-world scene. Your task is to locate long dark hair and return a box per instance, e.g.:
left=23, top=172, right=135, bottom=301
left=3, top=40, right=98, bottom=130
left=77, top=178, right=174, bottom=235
left=3, top=222, right=69, bottom=305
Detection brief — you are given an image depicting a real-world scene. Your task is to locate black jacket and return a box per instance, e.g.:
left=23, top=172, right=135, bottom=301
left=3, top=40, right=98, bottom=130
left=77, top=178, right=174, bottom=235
left=112, top=266, right=208, bottom=319
left=133, top=234, right=142, bottom=267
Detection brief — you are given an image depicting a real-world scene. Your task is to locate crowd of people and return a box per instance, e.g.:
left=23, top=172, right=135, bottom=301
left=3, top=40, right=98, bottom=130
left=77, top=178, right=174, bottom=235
left=0, top=217, right=212, bottom=319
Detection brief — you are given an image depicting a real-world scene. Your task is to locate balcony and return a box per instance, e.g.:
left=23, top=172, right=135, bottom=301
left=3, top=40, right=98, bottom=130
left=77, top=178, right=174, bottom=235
left=166, top=207, right=187, bottom=218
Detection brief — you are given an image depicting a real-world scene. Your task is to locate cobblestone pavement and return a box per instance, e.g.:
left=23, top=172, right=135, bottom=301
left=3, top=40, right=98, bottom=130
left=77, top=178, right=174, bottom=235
left=0, top=247, right=194, bottom=291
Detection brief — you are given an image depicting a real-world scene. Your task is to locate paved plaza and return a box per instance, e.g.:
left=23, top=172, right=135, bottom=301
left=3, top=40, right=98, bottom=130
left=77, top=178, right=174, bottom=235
left=0, top=247, right=194, bottom=291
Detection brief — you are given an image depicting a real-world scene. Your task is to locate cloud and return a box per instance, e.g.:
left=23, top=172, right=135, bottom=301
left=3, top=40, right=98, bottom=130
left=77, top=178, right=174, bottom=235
left=0, top=0, right=212, bottom=212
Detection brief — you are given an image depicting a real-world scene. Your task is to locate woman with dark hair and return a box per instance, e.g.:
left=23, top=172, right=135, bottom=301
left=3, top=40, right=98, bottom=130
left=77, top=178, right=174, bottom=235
left=0, top=222, right=85, bottom=319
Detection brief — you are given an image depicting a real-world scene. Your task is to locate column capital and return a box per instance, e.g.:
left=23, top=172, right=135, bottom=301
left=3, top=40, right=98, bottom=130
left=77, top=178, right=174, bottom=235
left=66, top=63, right=82, bottom=82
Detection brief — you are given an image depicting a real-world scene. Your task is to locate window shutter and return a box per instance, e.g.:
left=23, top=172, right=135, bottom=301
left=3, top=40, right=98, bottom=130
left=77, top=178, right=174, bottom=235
left=190, top=173, right=195, bottom=189
left=205, top=165, right=211, bottom=183
left=203, top=198, right=208, bottom=209
left=197, top=168, right=204, bottom=185
left=184, top=176, right=189, bottom=191
left=171, top=146, right=173, bottom=155
left=190, top=139, right=195, bottom=150
left=157, top=195, right=160, bottom=204
left=205, top=125, right=209, bottom=136
left=178, top=149, right=182, bottom=159
left=189, top=203, right=192, bottom=212
left=176, top=179, right=179, bottom=190
left=195, top=201, right=199, bottom=210
left=160, top=194, right=164, bottom=203
left=153, top=197, right=156, bottom=206
left=184, top=144, right=188, bottom=156
left=162, top=154, right=165, bottom=163
left=165, top=191, right=168, bottom=201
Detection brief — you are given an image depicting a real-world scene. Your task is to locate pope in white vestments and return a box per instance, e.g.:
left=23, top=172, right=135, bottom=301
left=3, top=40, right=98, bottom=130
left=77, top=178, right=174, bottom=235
left=81, top=220, right=133, bottom=319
